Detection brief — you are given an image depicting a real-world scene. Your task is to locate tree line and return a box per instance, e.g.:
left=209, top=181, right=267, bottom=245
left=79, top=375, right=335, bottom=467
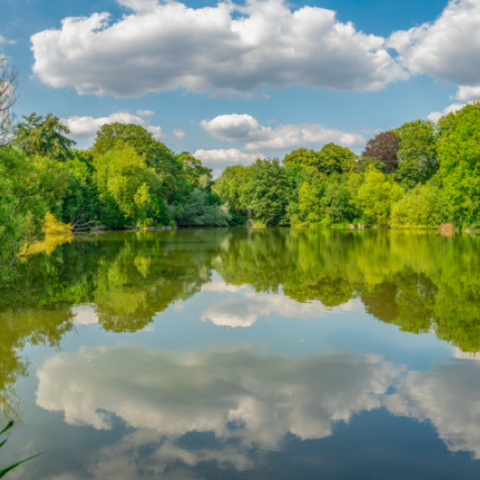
left=216, top=105, right=480, bottom=230
left=2, top=57, right=480, bottom=283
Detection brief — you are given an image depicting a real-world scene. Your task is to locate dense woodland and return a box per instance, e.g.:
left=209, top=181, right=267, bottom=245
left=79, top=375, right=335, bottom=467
left=2, top=58, right=480, bottom=283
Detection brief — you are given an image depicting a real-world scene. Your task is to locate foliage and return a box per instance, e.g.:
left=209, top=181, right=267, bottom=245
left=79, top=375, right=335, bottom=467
left=358, top=167, right=404, bottom=226
left=362, top=131, right=400, bottom=173
left=283, top=143, right=355, bottom=176
left=92, top=123, right=181, bottom=201
left=437, top=102, right=480, bottom=226
left=394, top=120, right=438, bottom=189
left=96, top=144, right=163, bottom=225
left=241, top=159, right=292, bottom=226
left=12, top=113, right=75, bottom=161
left=391, top=183, right=449, bottom=228
left=170, top=189, right=231, bottom=227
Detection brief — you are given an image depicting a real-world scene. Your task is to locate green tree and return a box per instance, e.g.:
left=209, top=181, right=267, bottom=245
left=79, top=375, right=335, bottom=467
left=436, top=102, right=480, bottom=226
left=12, top=113, right=75, bottom=161
left=243, top=159, right=292, bottom=226
left=391, top=183, right=448, bottom=228
left=316, top=143, right=356, bottom=176
left=394, top=120, right=438, bottom=189
left=95, top=144, right=163, bottom=225
left=357, top=167, right=403, bottom=225
left=283, top=148, right=317, bottom=168
left=92, top=123, right=181, bottom=201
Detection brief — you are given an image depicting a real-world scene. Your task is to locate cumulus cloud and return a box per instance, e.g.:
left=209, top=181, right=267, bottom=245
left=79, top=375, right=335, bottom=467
left=427, top=103, right=466, bottom=123
left=388, top=0, right=480, bottom=100
left=137, top=109, right=154, bottom=116
left=200, top=281, right=364, bottom=328
left=200, top=114, right=366, bottom=150
left=37, top=344, right=399, bottom=447
left=384, top=359, right=480, bottom=459
left=61, top=111, right=164, bottom=140
left=30, top=0, right=406, bottom=98
left=194, top=148, right=264, bottom=167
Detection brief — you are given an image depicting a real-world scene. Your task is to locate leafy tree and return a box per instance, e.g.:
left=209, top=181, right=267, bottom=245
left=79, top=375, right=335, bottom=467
left=320, top=179, right=361, bottom=224
left=362, top=131, right=400, bottom=173
left=61, top=151, right=99, bottom=228
left=391, top=183, right=449, bottom=228
left=242, top=159, right=292, bottom=226
left=171, top=189, right=231, bottom=227
left=357, top=166, right=403, bottom=225
left=92, top=123, right=181, bottom=201
left=283, top=148, right=317, bottom=168
left=283, top=144, right=355, bottom=176
left=12, top=113, right=75, bottom=161
left=316, top=143, right=356, bottom=175
left=354, top=156, right=387, bottom=175
left=95, top=144, right=163, bottom=225
left=394, top=120, right=438, bottom=188
left=214, top=165, right=252, bottom=215
left=436, top=102, right=480, bottom=226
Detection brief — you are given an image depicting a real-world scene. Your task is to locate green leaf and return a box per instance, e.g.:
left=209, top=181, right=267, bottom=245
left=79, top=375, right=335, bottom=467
left=0, top=440, right=7, bottom=450
left=0, top=453, right=43, bottom=478
left=0, top=422, right=13, bottom=436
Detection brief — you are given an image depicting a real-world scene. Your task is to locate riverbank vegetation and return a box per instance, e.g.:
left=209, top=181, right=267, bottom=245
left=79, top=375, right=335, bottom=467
left=1, top=57, right=480, bottom=284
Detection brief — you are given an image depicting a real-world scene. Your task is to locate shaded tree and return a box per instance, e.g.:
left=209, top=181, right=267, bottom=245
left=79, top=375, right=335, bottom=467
left=12, top=113, right=75, bottom=161
left=362, top=131, right=400, bottom=173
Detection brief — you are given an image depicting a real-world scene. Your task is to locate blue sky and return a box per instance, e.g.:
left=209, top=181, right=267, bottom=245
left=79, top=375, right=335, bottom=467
left=0, top=0, right=477, bottom=174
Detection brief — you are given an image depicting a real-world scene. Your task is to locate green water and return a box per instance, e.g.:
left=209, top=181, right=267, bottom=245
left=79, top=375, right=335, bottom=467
left=1, top=228, right=480, bottom=479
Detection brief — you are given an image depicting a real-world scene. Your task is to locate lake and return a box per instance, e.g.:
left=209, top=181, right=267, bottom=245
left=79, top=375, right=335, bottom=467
left=1, top=228, right=480, bottom=479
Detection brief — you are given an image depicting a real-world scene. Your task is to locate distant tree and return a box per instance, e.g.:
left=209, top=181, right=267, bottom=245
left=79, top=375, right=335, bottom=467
left=243, top=159, right=292, bottom=226
left=96, top=144, right=162, bottom=224
left=394, top=120, right=438, bottom=189
left=362, top=131, right=400, bottom=173
left=12, top=113, right=75, bottom=161
left=283, top=148, right=317, bottom=168
left=283, top=144, right=355, bottom=176
left=357, top=166, right=403, bottom=225
left=436, top=102, right=480, bottom=226
left=0, top=59, right=19, bottom=144
left=316, top=143, right=356, bottom=175
left=355, top=156, right=387, bottom=175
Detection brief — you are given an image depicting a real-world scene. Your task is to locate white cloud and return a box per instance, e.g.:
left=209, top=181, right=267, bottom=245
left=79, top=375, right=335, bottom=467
left=61, top=111, right=164, bottom=140
left=388, top=0, right=480, bottom=100
left=427, top=103, right=466, bottom=123
left=72, top=305, right=98, bottom=326
left=0, top=35, right=15, bottom=45
left=36, top=344, right=399, bottom=448
left=200, top=282, right=364, bottom=328
left=201, top=114, right=366, bottom=151
left=137, top=109, right=154, bottom=116
left=173, top=129, right=185, bottom=139
left=384, top=359, right=480, bottom=459
left=30, top=0, right=406, bottom=98
left=194, top=148, right=264, bottom=167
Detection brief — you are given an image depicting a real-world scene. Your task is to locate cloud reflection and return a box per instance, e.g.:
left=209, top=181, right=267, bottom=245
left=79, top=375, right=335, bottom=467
left=36, top=344, right=399, bottom=477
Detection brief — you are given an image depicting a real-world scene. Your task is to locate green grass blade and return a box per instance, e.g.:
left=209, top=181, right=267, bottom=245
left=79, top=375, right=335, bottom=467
left=0, top=440, right=7, bottom=450
left=0, top=453, right=43, bottom=478
left=0, top=422, right=13, bottom=436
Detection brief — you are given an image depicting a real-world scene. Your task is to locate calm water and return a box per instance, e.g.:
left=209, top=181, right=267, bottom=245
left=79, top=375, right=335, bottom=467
left=1, top=228, right=480, bottom=480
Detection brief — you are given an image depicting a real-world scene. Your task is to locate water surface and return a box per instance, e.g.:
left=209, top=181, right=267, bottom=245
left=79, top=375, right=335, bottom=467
left=1, top=228, right=480, bottom=479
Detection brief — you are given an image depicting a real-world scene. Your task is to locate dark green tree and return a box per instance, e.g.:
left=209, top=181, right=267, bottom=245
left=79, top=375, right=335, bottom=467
left=12, top=113, right=75, bottom=161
